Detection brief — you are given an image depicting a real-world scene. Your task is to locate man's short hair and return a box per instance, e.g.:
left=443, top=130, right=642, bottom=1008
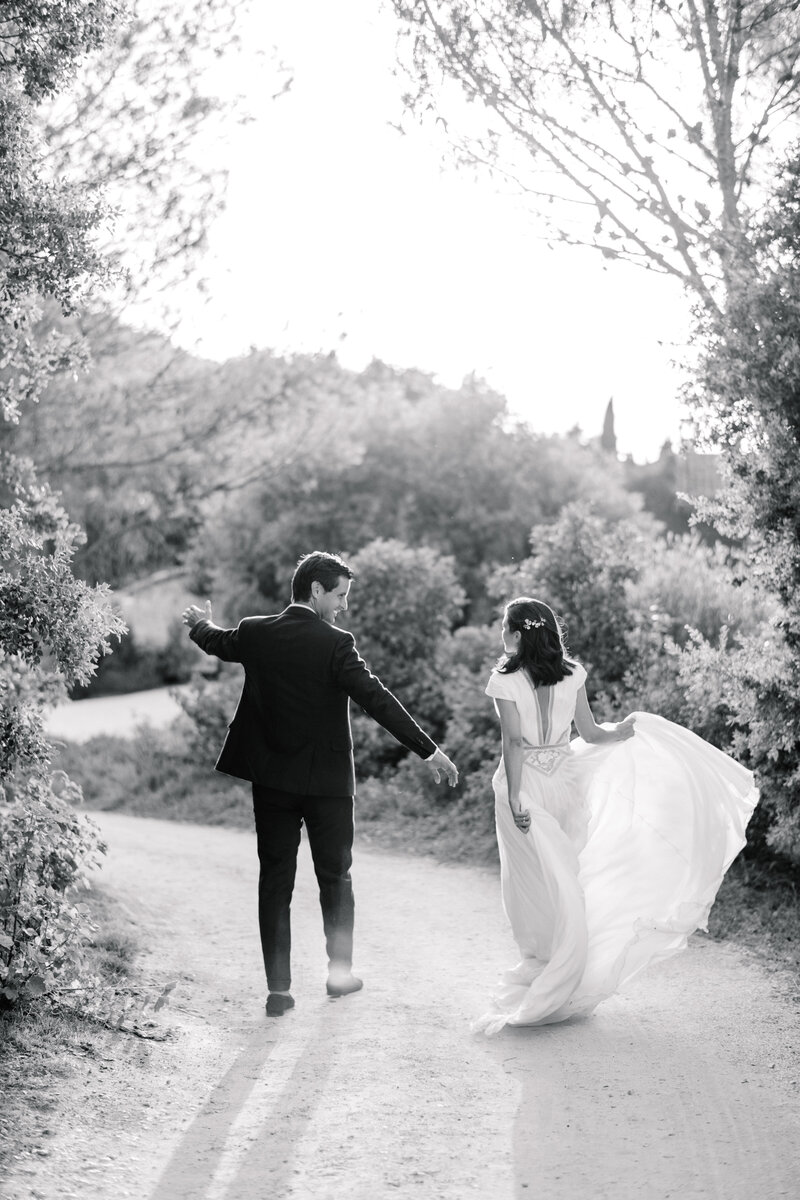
left=291, top=551, right=355, bottom=602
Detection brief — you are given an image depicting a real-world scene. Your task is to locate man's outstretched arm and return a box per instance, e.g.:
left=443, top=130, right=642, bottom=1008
left=182, top=601, right=244, bottom=663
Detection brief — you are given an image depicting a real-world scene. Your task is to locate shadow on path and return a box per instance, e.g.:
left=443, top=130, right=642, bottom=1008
left=150, top=1004, right=338, bottom=1200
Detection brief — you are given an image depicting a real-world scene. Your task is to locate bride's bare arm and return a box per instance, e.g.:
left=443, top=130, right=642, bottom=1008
left=573, top=687, right=636, bottom=744
left=496, top=699, right=531, bottom=832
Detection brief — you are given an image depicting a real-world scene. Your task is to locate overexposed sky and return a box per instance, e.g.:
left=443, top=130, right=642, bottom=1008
left=170, top=0, right=693, bottom=461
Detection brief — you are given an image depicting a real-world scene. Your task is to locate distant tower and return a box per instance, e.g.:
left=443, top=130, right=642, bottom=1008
left=601, top=398, right=617, bottom=455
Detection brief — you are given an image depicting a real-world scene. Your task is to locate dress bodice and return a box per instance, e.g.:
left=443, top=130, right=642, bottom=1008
left=485, top=662, right=587, bottom=746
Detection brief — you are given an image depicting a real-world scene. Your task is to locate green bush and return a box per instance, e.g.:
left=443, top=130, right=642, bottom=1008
left=72, top=619, right=200, bottom=698
left=676, top=627, right=800, bottom=864
left=0, top=776, right=104, bottom=1008
left=488, top=503, right=643, bottom=702
left=175, top=666, right=244, bottom=757
left=628, top=535, right=773, bottom=648
left=345, top=539, right=466, bottom=775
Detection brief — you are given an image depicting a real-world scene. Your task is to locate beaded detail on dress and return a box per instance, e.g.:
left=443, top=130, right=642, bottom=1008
left=523, top=742, right=569, bottom=775
left=522, top=734, right=573, bottom=772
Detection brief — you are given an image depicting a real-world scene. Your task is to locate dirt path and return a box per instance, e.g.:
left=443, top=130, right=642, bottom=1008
left=6, top=811, right=800, bottom=1200
left=44, top=688, right=186, bottom=743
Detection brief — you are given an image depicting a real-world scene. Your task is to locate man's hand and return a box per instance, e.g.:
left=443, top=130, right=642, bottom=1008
left=181, top=599, right=213, bottom=630
left=426, top=748, right=458, bottom=787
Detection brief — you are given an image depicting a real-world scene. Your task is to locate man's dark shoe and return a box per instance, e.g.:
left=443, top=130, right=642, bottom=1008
left=266, top=992, right=295, bottom=1017
left=326, top=974, right=363, bottom=998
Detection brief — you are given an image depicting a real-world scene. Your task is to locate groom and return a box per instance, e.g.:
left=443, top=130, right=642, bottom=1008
left=181, top=551, right=458, bottom=1017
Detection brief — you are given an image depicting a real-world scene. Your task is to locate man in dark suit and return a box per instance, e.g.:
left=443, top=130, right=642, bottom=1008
left=181, top=551, right=458, bottom=1017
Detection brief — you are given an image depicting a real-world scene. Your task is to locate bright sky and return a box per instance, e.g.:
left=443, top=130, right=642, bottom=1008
left=171, top=0, right=693, bottom=462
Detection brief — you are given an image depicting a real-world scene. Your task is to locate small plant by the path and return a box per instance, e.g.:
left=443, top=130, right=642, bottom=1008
left=0, top=773, right=106, bottom=1009
left=0, top=767, right=177, bottom=1028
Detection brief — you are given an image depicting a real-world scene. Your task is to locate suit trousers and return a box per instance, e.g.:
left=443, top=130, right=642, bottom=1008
left=252, top=784, right=355, bottom=992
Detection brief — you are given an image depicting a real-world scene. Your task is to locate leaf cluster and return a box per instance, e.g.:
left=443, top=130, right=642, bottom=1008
left=1, top=0, right=129, bottom=1016
left=0, top=777, right=105, bottom=1008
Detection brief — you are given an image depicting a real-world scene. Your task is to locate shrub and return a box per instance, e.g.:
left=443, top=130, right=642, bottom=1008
left=628, top=535, right=774, bottom=649
left=488, top=503, right=643, bottom=701
left=346, top=539, right=466, bottom=775
left=0, top=775, right=105, bottom=1008
left=72, top=619, right=200, bottom=698
left=677, top=626, right=800, bottom=864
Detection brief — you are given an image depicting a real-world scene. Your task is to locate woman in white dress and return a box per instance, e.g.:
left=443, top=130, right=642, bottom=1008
left=474, top=596, right=758, bottom=1035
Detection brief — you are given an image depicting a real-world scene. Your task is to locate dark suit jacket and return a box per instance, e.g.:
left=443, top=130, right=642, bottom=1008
left=189, top=605, right=437, bottom=795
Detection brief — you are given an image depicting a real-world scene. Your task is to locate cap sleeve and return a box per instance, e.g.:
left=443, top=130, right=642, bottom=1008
left=570, top=661, right=587, bottom=688
left=485, top=669, right=518, bottom=702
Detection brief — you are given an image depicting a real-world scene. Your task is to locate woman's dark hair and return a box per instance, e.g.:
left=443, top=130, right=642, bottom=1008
left=291, top=551, right=354, bottom=602
left=498, top=596, right=575, bottom=686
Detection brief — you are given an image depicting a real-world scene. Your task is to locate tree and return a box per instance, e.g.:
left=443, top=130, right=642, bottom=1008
left=1, top=1, right=126, bottom=1008
left=391, top=0, right=800, bottom=309
left=190, top=357, right=642, bottom=621
left=38, top=0, right=285, bottom=311
left=0, top=0, right=294, bottom=592
left=8, top=318, right=349, bottom=586
left=488, top=502, right=643, bottom=700
left=600, top=398, right=617, bottom=455
left=345, top=538, right=465, bottom=775
left=679, top=147, right=800, bottom=863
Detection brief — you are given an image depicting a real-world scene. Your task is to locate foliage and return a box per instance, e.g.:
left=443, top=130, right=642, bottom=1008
left=0, top=1, right=122, bottom=317
left=191, top=363, right=641, bottom=622
left=391, top=623, right=503, bottom=845
left=0, top=456, right=124, bottom=773
left=0, top=779, right=104, bottom=1007
left=1, top=0, right=127, bottom=1011
left=11, top=333, right=371, bottom=586
left=628, top=535, right=772, bottom=649
left=488, top=502, right=644, bottom=699
left=347, top=537, right=466, bottom=735
left=682, top=147, right=800, bottom=864
left=622, top=443, right=698, bottom=538
left=52, top=726, right=252, bottom=827
left=690, top=151, right=800, bottom=611
left=176, top=666, right=245, bottom=758
left=3, top=0, right=284, bottom=590
left=392, top=0, right=800, bottom=307
left=38, top=0, right=280, bottom=308
left=71, top=619, right=198, bottom=698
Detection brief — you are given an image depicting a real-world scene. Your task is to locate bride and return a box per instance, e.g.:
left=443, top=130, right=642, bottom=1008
left=474, top=596, right=758, bottom=1035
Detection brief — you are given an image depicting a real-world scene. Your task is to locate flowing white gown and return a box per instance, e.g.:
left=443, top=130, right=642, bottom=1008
left=474, top=663, right=758, bottom=1035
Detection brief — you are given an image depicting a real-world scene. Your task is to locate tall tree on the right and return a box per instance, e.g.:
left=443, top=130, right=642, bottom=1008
left=680, top=149, right=800, bottom=864
left=392, top=0, right=800, bottom=310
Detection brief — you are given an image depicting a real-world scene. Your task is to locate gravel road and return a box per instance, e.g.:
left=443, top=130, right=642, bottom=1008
left=6, top=810, right=800, bottom=1200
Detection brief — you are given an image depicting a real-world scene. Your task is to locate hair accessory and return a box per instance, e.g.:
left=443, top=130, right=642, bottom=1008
left=522, top=617, right=546, bottom=631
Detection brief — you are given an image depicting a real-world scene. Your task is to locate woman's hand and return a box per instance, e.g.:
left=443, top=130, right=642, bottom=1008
left=510, top=802, right=531, bottom=833
left=614, top=715, right=636, bottom=742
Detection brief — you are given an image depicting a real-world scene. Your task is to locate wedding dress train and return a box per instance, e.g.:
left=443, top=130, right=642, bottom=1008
left=474, top=665, right=758, bottom=1034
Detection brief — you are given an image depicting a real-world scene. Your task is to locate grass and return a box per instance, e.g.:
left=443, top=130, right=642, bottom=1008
left=0, top=883, right=141, bottom=1175
left=51, top=727, right=252, bottom=827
